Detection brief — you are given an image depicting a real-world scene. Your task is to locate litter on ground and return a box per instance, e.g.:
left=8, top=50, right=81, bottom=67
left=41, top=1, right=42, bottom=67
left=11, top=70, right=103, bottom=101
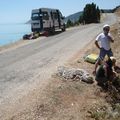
left=84, top=53, right=98, bottom=64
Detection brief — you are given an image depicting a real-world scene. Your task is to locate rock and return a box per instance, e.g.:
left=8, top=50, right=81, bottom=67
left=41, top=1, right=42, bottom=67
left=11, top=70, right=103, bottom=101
left=81, top=74, right=94, bottom=84
left=57, top=66, right=66, bottom=76
left=57, top=66, right=94, bottom=84
left=107, top=105, right=120, bottom=119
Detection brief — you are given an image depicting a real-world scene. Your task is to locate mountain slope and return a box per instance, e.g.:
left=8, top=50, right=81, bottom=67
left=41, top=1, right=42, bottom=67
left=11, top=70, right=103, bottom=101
left=65, top=11, right=83, bottom=23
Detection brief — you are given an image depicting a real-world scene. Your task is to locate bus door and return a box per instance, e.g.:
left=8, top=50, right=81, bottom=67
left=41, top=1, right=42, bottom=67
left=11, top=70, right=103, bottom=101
left=42, top=11, right=49, bottom=29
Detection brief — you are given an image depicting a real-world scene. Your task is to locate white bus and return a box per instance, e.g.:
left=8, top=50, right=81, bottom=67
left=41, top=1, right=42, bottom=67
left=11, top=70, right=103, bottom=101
left=31, top=8, right=66, bottom=33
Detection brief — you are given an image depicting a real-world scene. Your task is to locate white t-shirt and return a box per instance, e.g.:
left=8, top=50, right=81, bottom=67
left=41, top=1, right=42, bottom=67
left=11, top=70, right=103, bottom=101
left=96, top=33, right=112, bottom=50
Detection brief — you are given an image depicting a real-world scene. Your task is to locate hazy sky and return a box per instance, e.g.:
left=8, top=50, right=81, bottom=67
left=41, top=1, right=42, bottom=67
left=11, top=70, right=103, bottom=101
left=0, top=0, right=119, bottom=24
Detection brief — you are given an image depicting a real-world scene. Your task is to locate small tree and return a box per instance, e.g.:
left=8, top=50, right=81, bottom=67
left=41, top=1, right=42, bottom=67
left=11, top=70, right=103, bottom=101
left=96, top=6, right=100, bottom=23
left=66, top=19, right=74, bottom=28
left=74, top=21, right=79, bottom=26
left=79, top=15, right=84, bottom=24
left=83, top=2, right=100, bottom=24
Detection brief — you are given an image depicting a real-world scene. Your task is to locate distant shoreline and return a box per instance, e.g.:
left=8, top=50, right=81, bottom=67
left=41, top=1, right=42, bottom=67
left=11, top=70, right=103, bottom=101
left=0, top=35, right=46, bottom=54
left=0, top=39, right=24, bottom=52
left=0, top=24, right=31, bottom=46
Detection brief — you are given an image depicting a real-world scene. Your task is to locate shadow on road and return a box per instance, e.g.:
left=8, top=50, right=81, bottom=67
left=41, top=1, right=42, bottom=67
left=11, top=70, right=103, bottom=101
left=46, top=30, right=64, bottom=37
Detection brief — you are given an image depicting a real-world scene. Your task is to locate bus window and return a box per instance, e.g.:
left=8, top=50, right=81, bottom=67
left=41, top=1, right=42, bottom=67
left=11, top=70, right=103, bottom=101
left=42, top=12, right=49, bottom=20
left=32, top=13, right=40, bottom=20
left=53, top=12, right=58, bottom=19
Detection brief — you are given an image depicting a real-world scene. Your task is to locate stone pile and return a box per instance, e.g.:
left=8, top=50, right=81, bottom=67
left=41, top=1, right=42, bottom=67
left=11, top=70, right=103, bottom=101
left=57, top=66, right=94, bottom=84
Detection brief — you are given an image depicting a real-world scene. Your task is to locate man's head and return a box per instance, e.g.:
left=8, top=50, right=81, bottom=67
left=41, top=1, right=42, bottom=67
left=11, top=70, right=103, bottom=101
left=106, top=56, right=116, bottom=69
left=103, top=24, right=110, bottom=35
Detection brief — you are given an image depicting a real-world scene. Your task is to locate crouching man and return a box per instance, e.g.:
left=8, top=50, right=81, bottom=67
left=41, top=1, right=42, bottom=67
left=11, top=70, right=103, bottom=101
left=95, top=57, right=117, bottom=88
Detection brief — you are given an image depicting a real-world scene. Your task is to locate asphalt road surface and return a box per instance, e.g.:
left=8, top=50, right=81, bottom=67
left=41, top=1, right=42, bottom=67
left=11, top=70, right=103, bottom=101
left=0, top=13, right=117, bottom=112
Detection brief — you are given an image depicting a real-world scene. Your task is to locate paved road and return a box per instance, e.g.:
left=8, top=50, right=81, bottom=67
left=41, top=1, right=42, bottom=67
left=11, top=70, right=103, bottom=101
left=0, top=13, right=117, bottom=108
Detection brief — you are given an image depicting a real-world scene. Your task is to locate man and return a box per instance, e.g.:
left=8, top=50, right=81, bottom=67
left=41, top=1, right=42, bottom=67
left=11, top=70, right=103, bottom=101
left=93, top=24, right=114, bottom=75
left=95, top=57, right=117, bottom=87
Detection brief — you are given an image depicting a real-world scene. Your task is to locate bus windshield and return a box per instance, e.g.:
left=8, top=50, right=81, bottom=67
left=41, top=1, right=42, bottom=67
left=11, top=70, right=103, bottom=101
left=32, top=13, right=40, bottom=20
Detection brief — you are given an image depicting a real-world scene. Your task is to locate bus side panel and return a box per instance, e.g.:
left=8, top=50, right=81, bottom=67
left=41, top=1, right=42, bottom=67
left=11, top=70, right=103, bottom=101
left=56, top=10, right=61, bottom=28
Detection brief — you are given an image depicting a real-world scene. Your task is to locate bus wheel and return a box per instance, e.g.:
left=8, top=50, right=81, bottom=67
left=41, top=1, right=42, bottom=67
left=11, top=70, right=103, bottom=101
left=50, top=27, right=55, bottom=35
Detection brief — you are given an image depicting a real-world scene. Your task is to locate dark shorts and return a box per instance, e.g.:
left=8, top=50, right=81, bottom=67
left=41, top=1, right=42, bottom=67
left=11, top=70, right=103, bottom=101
left=99, top=48, right=113, bottom=60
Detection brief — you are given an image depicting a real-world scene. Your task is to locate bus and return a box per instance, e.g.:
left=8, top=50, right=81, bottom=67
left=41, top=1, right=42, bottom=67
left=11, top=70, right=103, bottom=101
left=31, top=8, right=66, bottom=33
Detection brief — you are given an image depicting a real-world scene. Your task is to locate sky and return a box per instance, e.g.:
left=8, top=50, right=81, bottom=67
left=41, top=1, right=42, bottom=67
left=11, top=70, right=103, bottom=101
left=0, top=0, right=120, bottom=24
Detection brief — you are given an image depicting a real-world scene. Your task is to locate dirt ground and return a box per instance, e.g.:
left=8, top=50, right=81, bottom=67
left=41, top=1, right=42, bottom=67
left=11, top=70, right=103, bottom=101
left=1, top=10, right=120, bottom=120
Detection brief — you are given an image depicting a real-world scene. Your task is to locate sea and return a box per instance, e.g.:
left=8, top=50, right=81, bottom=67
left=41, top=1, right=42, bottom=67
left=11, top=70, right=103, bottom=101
left=0, top=24, right=31, bottom=46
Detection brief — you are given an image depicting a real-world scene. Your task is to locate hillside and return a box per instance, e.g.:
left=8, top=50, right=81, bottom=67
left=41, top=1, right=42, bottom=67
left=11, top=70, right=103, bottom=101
left=65, top=11, right=83, bottom=23
left=36, top=8, right=120, bottom=120
left=65, top=5, right=120, bottom=23
left=26, top=20, right=31, bottom=24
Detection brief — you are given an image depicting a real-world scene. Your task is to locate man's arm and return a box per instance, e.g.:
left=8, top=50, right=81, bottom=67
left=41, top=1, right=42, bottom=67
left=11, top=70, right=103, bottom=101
left=95, top=41, right=101, bottom=49
left=107, top=34, right=114, bottom=43
left=103, top=65, right=108, bottom=77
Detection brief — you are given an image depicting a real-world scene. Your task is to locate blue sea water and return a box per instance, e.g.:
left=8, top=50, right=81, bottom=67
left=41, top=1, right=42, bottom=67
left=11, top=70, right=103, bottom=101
left=0, top=24, right=31, bottom=46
